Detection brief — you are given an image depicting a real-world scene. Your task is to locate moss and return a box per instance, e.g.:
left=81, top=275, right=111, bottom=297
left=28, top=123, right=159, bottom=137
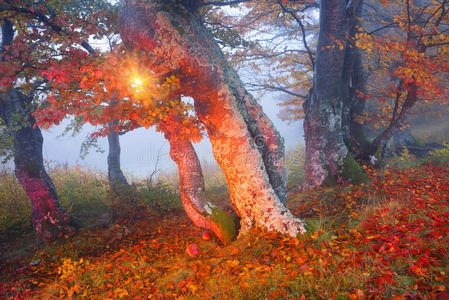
left=341, top=153, right=367, bottom=185
left=210, top=207, right=237, bottom=244
left=322, top=166, right=336, bottom=187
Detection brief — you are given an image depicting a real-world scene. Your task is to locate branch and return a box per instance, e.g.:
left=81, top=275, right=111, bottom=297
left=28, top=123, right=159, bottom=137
left=2, top=5, right=95, bottom=54
left=276, top=0, right=315, bottom=69
left=367, top=22, right=398, bottom=35
left=147, top=144, right=167, bottom=186
left=199, top=0, right=252, bottom=7
left=245, top=82, right=306, bottom=98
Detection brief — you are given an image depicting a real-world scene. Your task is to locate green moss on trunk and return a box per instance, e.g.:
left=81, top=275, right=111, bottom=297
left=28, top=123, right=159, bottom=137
left=322, top=166, right=337, bottom=187
left=210, top=207, right=237, bottom=244
left=341, top=154, right=367, bottom=185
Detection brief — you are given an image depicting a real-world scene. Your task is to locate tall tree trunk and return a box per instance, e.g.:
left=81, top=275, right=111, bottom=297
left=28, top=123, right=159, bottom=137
left=119, top=0, right=305, bottom=237
left=342, top=43, right=371, bottom=157
left=303, top=0, right=366, bottom=187
left=162, top=123, right=237, bottom=244
left=0, top=89, right=75, bottom=244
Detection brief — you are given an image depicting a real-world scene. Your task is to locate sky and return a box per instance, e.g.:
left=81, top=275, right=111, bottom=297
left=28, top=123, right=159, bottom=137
left=41, top=92, right=304, bottom=178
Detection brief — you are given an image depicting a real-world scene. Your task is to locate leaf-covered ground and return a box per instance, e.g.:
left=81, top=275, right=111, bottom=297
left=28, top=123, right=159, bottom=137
left=1, top=164, right=448, bottom=299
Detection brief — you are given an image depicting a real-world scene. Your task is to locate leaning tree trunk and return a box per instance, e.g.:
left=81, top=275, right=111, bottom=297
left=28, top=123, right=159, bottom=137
left=119, top=0, right=305, bottom=237
left=0, top=89, right=75, bottom=244
left=161, top=123, right=237, bottom=244
left=303, top=0, right=366, bottom=188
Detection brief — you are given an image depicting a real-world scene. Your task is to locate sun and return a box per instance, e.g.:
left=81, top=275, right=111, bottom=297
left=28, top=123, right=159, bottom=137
left=130, top=76, right=145, bottom=89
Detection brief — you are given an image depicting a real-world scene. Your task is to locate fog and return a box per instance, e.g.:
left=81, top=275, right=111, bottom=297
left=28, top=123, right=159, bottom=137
left=41, top=92, right=304, bottom=178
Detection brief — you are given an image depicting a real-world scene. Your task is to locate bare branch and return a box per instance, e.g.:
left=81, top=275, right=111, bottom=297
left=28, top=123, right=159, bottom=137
left=276, top=0, right=315, bottom=69
left=200, top=0, right=252, bottom=7
left=2, top=4, right=95, bottom=54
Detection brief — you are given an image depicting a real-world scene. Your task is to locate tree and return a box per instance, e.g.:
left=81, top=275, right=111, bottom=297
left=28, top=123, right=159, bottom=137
left=300, top=0, right=367, bottom=187
left=221, top=0, right=448, bottom=187
left=208, top=0, right=319, bottom=121
left=36, top=42, right=238, bottom=241
left=0, top=18, right=77, bottom=244
left=0, top=0, right=110, bottom=243
left=118, top=0, right=306, bottom=237
left=355, top=0, right=449, bottom=162
left=38, top=43, right=246, bottom=243
left=200, top=0, right=368, bottom=186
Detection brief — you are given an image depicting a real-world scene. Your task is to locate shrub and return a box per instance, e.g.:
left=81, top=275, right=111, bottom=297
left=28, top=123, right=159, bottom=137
left=201, top=160, right=229, bottom=201
left=387, top=147, right=418, bottom=169
left=427, top=143, right=449, bottom=166
left=133, top=180, right=183, bottom=215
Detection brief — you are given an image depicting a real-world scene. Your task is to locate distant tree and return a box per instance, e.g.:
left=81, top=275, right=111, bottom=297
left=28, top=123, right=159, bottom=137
left=0, top=0, right=110, bottom=243
left=209, top=0, right=319, bottom=121
left=223, top=0, right=449, bottom=187
left=356, top=0, right=449, bottom=162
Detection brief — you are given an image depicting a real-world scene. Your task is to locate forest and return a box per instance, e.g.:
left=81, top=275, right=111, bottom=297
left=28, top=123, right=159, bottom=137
left=0, top=0, right=449, bottom=298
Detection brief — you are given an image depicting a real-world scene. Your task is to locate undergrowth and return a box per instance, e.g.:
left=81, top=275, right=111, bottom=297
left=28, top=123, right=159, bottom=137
left=0, top=163, right=182, bottom=241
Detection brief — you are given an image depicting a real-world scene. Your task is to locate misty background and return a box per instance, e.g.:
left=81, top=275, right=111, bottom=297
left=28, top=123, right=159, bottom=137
left=40, top=92, right=304, bottom=178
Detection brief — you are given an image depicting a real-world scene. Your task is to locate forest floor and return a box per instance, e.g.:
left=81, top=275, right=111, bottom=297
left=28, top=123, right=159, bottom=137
left=1, top=164, right=449, bottom=299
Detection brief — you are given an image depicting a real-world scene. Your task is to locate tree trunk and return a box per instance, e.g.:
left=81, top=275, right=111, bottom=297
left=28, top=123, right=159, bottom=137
left=106, top=94, right=136, bottom=220
left=107, top=127, right=129, bottom=191
left=162, top=124, right=237, bottom=244
left=342, top=39, right=371, bottom=157
left=119, top=0, right=305, bottom=237
left=0, top=89, right=75, bottom=244
left=303, top=0, right=366, bottom=188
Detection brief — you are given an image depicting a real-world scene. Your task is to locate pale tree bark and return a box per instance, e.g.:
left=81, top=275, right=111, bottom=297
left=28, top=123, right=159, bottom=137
left=161, top=123, right=237, bottom=244
left=303, top=0, right=366, bottom=187
left=0, top=89, right=75, bottom=244
left=119, top=0, right=305, bottom=237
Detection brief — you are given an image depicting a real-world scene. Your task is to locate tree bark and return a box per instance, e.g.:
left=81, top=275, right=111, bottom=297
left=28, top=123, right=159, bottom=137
left=119, top=0, right=305, bottom=237
left=303, top=0, right=366, bottom=187
left=162, top=123, right=237, bottom=244
left=0, top=89, right=75, bottom=244
left=342, top=39, right=371, bottom=157
left=107, top=127, right=129, bottom=191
